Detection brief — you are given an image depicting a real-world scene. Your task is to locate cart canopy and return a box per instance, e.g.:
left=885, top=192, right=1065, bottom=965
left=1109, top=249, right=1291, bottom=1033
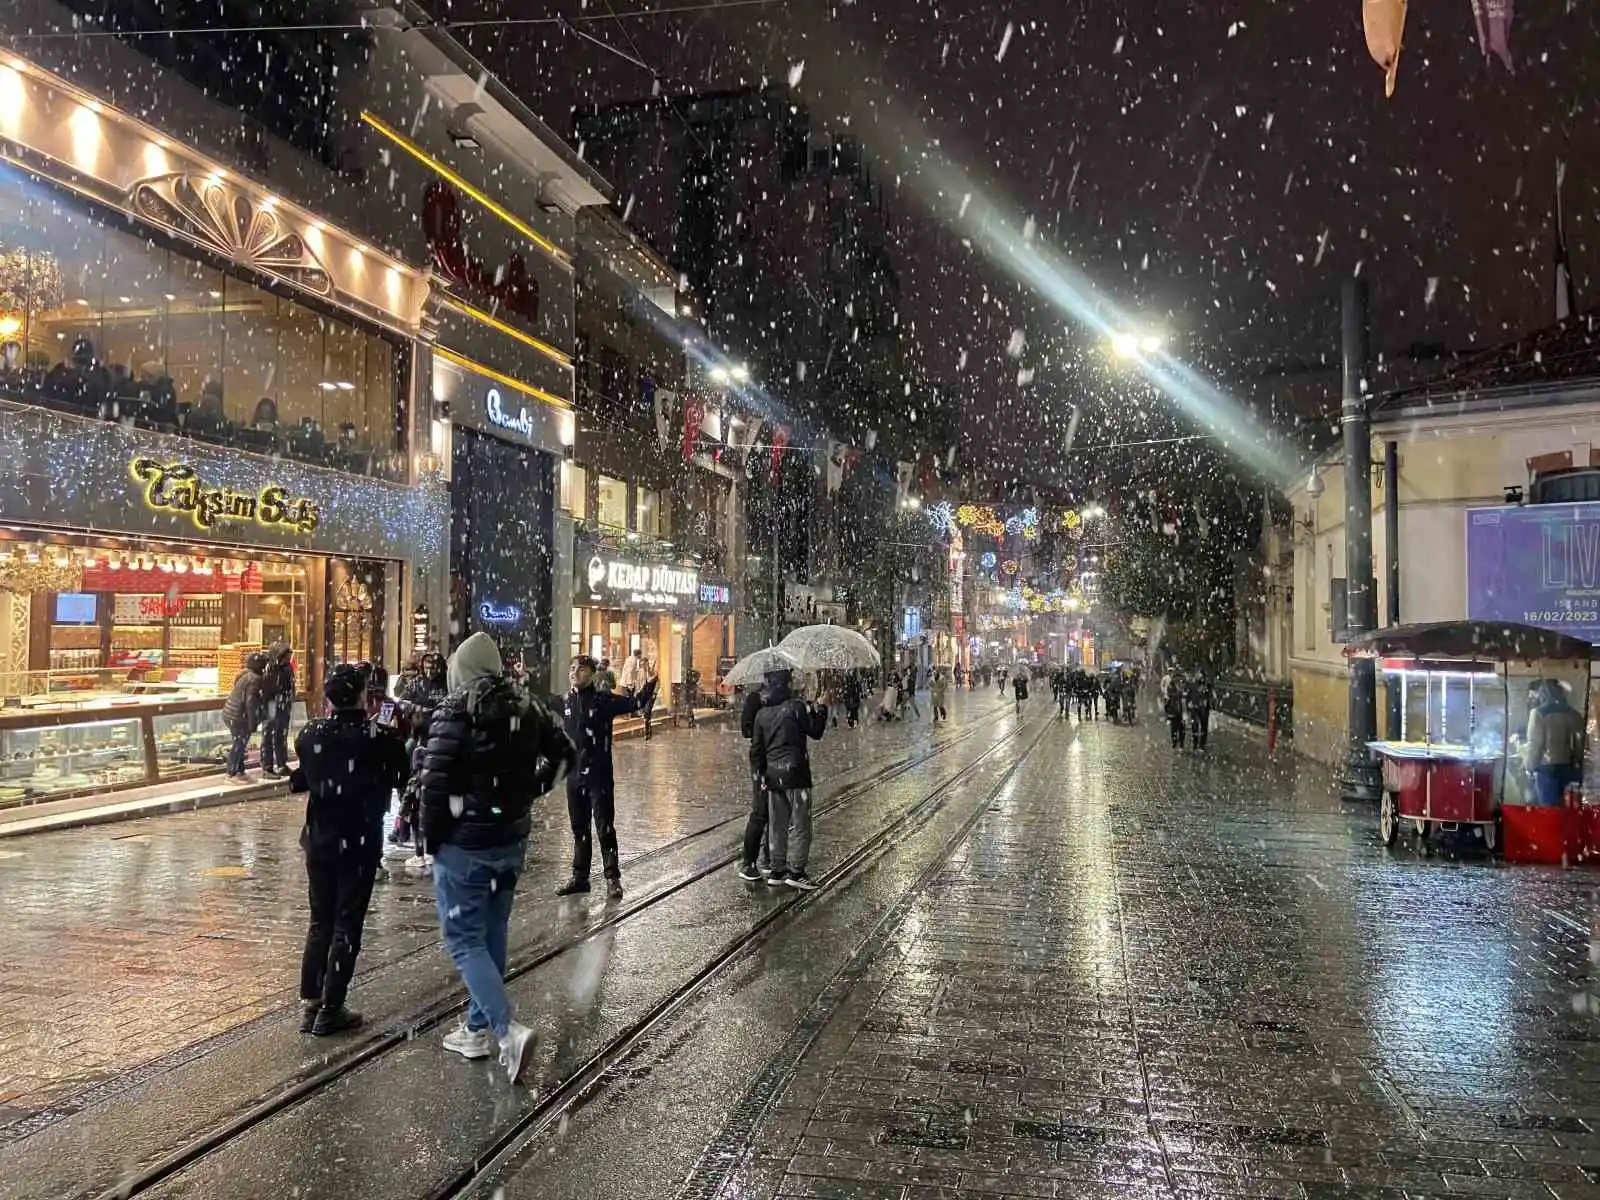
left=1344, top=621, right=1592, bottom=664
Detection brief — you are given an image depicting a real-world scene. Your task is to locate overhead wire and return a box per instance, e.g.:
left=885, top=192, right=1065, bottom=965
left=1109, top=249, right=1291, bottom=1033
left=6, top=0, right=790, bottom=39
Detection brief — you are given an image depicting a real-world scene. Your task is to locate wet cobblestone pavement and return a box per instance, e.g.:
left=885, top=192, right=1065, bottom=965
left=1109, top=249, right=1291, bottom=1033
left=0, top=692, right=1007, bottom=1121
left=8, top=703, right=1600, bottom=1200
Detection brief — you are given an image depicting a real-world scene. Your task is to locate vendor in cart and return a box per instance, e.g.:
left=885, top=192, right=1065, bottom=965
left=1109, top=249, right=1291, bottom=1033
left=1523, top=679, right=1585, bottom=807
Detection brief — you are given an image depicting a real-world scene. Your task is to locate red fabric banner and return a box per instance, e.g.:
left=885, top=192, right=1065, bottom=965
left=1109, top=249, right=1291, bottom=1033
left=770, top=425, right=791, bottom=483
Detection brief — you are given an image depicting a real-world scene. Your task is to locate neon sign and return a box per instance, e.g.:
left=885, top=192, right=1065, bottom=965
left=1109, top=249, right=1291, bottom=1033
left=130, top=458, right=319, bottom=534
left=485, top=386, right=535, bottom=438
left=479, top=600, right=522, bottom=624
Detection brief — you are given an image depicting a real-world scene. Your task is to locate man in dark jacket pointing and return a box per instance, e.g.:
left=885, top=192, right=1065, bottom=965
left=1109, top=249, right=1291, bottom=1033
left=558, top=654, right=657, bottom=900
left=751, top=669, right=827, bottom=891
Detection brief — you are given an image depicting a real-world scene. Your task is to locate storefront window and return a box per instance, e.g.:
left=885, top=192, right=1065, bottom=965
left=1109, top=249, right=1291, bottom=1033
left=561, top=462, right=588, bottom=520
left=596, top=474, right=628, bottom=530
left=0, top=164, right=404, bottom=479
left=636, top=487, right=668, bottom=538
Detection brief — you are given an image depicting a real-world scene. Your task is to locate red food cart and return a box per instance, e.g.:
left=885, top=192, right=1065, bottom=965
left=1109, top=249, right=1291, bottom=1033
left=1344, top=622, right=1593, bottom=853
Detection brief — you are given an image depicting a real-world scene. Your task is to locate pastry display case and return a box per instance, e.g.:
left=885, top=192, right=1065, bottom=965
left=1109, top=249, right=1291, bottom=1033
left=0, top=713, right=148, bottom=806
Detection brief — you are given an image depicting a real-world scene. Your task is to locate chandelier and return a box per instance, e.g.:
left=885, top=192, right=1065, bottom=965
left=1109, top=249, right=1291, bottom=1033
left=0, top=244, right=66, bottom=319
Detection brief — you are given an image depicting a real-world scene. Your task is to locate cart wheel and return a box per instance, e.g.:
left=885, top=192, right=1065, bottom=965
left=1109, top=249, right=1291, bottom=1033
left=1414, top=819, right=1433, bottom=856
left=1481, top=819, right=1498, bottom=852
left=1379, top=791, right=1398, bottom=847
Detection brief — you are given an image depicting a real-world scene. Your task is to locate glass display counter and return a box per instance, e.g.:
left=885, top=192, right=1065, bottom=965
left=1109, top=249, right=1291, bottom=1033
left=0, top=694, right=308, bottom=809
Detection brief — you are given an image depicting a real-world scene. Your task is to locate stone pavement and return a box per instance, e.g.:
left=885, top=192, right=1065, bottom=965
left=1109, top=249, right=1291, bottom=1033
left=714, top=719, right=1600, bottom=1200
left=476, top=713, right=1600, bottom=1200
left=0, top=690, right=1006, bottom=1123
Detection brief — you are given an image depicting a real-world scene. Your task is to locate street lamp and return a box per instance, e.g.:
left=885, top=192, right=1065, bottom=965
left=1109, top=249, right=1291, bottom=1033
left=1109, top=330, right=1164, bottom=358
left=902, top=496, right=921, bottom=510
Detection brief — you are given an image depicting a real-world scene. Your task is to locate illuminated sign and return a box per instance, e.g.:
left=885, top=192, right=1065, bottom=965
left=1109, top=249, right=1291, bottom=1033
left=484, top=387, right=536, bottom=439
left=479, top=600, right=522, bottom=624
left=583, top=554, right=699, bottom=608
left=698, top=583, right=731, bottom=605
left=130, top=458, right=319, bottom=534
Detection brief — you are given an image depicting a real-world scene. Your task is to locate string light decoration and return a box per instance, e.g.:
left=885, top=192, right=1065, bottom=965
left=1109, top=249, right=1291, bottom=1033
left=0, top=403, right=449, bottom=565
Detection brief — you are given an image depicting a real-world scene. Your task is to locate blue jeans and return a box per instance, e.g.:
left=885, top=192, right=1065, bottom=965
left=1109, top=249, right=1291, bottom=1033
left=1534, top=763, right=1579, bottom=807
left=433, top=839, right=526, bottom=1037
left=226, top=730, right=251, bottom=775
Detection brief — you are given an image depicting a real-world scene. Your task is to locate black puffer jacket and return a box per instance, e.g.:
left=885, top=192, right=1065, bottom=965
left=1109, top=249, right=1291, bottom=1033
left=419, top=676, right=574, bottom=853
left=751, top=681, right=827, bottom=790
left=293, top=711, right=409, bottom=857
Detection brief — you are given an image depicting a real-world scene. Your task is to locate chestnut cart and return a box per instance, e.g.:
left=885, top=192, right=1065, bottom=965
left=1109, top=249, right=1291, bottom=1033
left=1344, top=622, right=1593, bottom=852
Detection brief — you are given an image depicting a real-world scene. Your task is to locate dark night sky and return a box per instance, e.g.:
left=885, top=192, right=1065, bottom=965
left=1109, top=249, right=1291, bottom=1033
left=442, top=0, right=1600, bottom=482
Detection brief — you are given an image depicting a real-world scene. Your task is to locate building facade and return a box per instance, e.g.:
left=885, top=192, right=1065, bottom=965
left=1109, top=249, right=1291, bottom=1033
left=1282, top=315, right=1600, bottom=762
left=0, top=0, right=603, bottom=811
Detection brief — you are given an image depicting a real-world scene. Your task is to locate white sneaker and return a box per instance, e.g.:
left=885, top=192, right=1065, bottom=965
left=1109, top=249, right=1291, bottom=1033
left=442, top=1024, right=494, bottom=1060
left=403, top=854, right=433, bottom=870
left=499, top=1021, right=535, bottom=1083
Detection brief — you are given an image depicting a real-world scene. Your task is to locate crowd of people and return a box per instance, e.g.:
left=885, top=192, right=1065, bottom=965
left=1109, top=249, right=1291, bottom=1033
left=224, top=631, right=1219, bottom=1088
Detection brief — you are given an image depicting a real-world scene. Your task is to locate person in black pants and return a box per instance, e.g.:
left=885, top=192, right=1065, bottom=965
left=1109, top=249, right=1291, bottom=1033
left=736, top=672, right=786, bottom=880
left=1163, top=673, right=1187, bottom=749
left=556, top=655, right=656, bottom=900
left=259, top=643, right=295, bottom=778
left=292, top=664, right=409, bottom=1035
left=1187, top=673, right=1213, bottom=751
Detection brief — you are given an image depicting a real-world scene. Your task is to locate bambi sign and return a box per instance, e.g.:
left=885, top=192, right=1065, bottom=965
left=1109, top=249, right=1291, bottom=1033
left=130, top=458, right=320, bottom=535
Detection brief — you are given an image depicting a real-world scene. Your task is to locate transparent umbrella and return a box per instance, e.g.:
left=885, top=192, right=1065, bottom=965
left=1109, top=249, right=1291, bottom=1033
left=778, top=625, right=882, bottom=671
left=722, top=645, right=803, bottom=688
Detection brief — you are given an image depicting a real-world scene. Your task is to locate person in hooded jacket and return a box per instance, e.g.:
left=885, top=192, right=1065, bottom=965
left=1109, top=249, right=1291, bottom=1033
left=1525, top=678, right=1586, bottom=805
left=291, top=663, right=409, bottom=1036
left=259, top=643, right=296, bottom=779
left=388, top=651, right=448, bottom=853
left=556, top=654, right=657, bottom=900
left=750, top=669, right=828, bottom=890
left=222, top=651, right=268, bottom=780
left=420, top=632, right=574, bottom=1082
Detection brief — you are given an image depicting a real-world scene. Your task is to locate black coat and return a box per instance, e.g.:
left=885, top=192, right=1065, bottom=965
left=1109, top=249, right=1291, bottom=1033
left=560, top=677, right=655, bottom=794
left=221, top=667, right=263, bottom=736
left=293, top=711, right=408, bottom=858
left=420, top=677, right=573, bottom=853
left=261, top=659, right=295, bottom=719
left=751, top=685, right=827, bottom=790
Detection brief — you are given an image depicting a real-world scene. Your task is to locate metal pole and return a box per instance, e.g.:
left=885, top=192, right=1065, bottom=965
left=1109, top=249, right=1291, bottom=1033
left=770, top=500, right=782, bottom=645
left=1341, top=279, right=1382, bottom=802
left=1384, top=439, right=1402, bottom=740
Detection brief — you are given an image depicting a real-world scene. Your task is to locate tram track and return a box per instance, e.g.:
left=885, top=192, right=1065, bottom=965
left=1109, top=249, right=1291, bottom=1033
left=435, top=709, right=1058, bottom=1200
left=82, top=703, right=1019, bottom=1200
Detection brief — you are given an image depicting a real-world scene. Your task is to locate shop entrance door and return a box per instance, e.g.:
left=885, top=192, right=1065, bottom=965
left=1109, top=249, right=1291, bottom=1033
left=328, top=558, right=385, bottom=668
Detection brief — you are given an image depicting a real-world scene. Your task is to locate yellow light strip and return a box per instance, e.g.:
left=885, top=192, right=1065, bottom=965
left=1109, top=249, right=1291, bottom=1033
left=434, top=345, right=572, bottom=411
left=360, top=110, right=571, bottom=269
left=440, top=294, right=573, bottom=369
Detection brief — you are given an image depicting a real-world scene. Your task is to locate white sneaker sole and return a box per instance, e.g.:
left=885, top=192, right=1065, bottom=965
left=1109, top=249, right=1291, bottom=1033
left=443, top=1039, right=493, bottom=1061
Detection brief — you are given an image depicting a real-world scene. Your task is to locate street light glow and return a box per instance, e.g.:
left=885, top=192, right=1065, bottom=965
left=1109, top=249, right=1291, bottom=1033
left=1110, top=331, right=1139, bottom=358
left=709, top=365, right=730, bottom=384
left=731, top=364, right=750, bottom=382
left=1139, top=332, right=1164, bottom=353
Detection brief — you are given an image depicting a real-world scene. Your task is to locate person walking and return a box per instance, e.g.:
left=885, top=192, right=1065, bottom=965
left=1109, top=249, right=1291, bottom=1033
left=222, top=651, right=267, bottom=780
left=597, top=658, right=617, bottom=693
left=420, top=633, right=574, bottom=1081
left=1164, top=671, right=1187, bottom=749
left=258, top=643, right=295, bottom=779
left=997, top=666, right=1009, bottom=697
left=292, top=663, right=409, bottom=1036
left=619, top=648, right=659, bottom=740
left=557, top=655, right=657, bottom=899
left=841, top=671, right=864, bottom=728
left=1053, top=669, right=1072, bottom=720
left=750, top=669, right=827, bottom=890
left=929, top=667, right=950, bottom=723
left=1187, top=672, right=1214, bottom=750
left=1011, top=664, right=1030, bottom=716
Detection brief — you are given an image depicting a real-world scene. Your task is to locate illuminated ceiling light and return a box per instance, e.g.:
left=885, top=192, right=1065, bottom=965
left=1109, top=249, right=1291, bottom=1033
left=731, top=364, right=751, bottom=382
left=0, top=315, right=19, bottom=338
left=0, top=65, right=24, bottom=125
left=1140, top=332, right=1164, bottom=353
left=118, top=296, right=131, bottom=304
left=709, top=365, right=730, bottom=384
left=318, top=381, right=338, bottom=392
left=1110, top=331, right=1138, bottom=358
left=335, top=380, right=355, bottom=390
left=207, top=290, right=222, bottom=299
left=163, top=293, right=176, bottom=301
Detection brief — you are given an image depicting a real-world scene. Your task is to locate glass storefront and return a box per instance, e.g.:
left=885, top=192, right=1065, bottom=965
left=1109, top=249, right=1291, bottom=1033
left=0, top=530, right=396, bottom=809
left=0, top=163, right=406, bottom=480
